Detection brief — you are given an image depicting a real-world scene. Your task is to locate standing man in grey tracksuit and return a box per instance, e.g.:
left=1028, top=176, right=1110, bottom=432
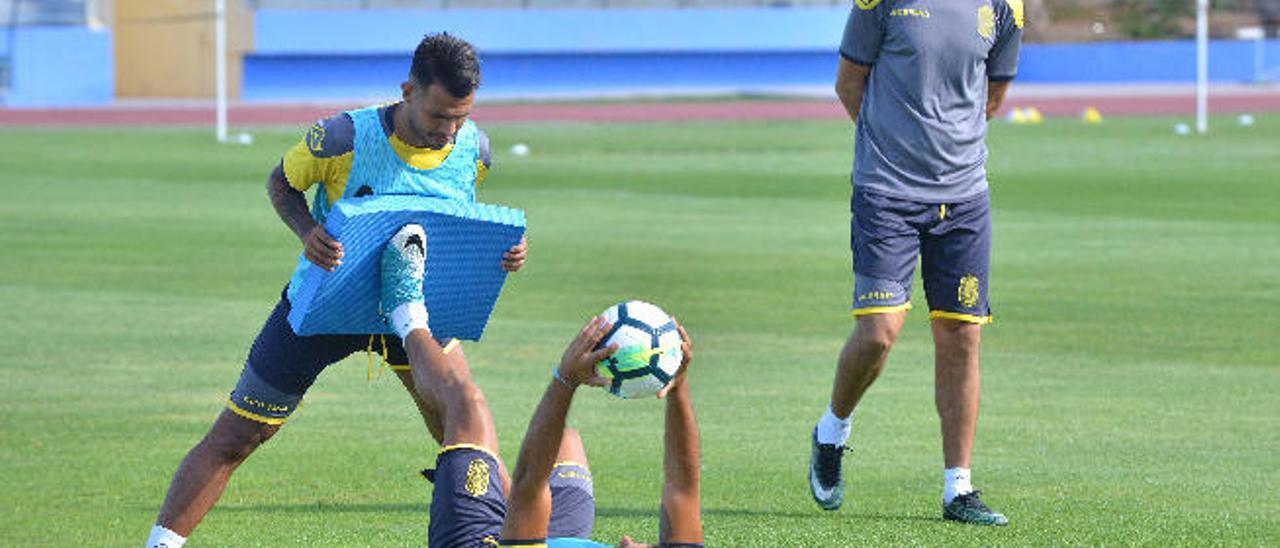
left=809, top=0, right=1023, bottom=525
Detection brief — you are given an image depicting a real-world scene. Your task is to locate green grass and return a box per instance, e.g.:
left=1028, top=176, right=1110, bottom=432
left=1, top=114, right=1278, bottom=546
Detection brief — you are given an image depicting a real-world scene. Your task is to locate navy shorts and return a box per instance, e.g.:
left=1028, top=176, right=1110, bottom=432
left=850, top=189, right=992, bottom=324
left=429, top=446, right=507, bottom=548
left=429, top=456, right=597, bottom=547
left=225, top=288, right=411, bottom=424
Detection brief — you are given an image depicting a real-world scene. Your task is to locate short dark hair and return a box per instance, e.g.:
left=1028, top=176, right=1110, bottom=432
left=410, top=33, right=480, bottom=98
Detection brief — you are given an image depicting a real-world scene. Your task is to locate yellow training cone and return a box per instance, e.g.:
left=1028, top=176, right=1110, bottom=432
left=1026, top=107, right=1044, bottom=124
left=1007, top=107, right=1028, bottom=124
left=1082, top=107, right=1103, bottom=124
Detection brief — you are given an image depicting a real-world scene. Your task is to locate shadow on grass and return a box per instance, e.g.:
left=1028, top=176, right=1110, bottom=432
left=209, top=503, right=938, bottom=525
left=218, top=502, right=426, bottom=514
left=596, top=505, right=938, bottom=524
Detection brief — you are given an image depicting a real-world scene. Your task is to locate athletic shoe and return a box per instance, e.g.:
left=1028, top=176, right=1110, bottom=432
left=809, top=427, right=848, bottom=511
left=943, top=490, right=1009, bottom=526
left=380, top=224, right=427, bottom=314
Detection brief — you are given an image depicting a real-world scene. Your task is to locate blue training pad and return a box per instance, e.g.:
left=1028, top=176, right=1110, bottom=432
left=287, top=195, right=526, bottom=340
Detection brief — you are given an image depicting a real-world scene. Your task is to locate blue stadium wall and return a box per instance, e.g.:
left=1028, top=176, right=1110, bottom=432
left=2, top=9, right=1278, bottom=106
left=0, top=26, right=113, bottom=107
left=245, top=8, right=1280, bottom=101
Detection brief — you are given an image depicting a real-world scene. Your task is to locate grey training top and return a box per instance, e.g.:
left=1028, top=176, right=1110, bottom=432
left=841, top=0, right=1023, bottom=202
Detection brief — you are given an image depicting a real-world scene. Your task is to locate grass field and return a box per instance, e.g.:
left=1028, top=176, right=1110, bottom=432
left=1, top=114, right=1278, bottom=546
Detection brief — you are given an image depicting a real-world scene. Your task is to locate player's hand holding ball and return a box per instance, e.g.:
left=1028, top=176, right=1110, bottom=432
left=556, top=315, right=618, bottom=390
left=655, top=319, right=692, bottom=399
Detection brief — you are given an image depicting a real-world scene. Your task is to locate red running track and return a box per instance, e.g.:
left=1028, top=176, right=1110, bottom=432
left=1, top=91, right=1278, bottom=127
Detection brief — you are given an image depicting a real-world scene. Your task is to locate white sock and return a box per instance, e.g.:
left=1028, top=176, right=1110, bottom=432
left=389, top=301, right=430, bottom=340
left=943, top=467, right=974, bottom=504
left=816, top=404, right=852, bottom=446
left=145, top=525, right=186, bottom=548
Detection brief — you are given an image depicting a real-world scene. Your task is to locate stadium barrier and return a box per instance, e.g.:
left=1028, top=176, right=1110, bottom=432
left=0, top=25, right=111, bottom=106
left=2, top=6, right=1278, bottom=107
left=244, top=8, right=1280, bottom=101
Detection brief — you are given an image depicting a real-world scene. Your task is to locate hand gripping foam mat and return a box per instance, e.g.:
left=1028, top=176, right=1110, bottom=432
left=287, top=195, right=526, bottom=340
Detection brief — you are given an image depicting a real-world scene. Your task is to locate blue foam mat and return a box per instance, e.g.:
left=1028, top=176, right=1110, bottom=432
left=287, top=195, right=526, bottom=340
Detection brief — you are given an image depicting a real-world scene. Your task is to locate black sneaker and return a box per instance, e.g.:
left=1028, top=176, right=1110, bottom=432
left=808, top=427, right=848, bottom=511
left=943, top=490, right=1009, bottom=526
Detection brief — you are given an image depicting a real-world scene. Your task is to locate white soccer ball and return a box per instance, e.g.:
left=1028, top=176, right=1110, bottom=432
left=510, top=143, right=530, bottom=156
left=595, top=300, right=683, bottom=399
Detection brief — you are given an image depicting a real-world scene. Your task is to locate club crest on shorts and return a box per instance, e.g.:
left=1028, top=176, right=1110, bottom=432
left=977, top=5, right=996, bottom=39
left=958, top=275, right=981, bottom=308
left=306, top=123, right=327, bottom=153
left=465, top=458, right=490, bottom=497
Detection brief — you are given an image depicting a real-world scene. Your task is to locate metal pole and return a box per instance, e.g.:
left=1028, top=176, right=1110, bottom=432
left=1195, top=0, right=1209, bottom=134
left=215, top=0, right=228, bottom=143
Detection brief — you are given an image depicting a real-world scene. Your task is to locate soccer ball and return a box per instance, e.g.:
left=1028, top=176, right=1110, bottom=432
left=594, top=300, right=683, bottom=399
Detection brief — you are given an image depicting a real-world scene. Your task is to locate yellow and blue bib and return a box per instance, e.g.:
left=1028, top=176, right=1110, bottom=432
left=283, top=105, right=485, bottom=304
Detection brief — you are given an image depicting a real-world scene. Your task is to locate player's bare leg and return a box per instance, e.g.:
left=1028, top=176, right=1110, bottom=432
left=831, top=312, right=908, bottom=417
left=932, top=318, right=1006, bottom=525
left=556, top=427, right=590, bottom=467
left=153, top=410, right=280, bottom=539
left=399, top=331, right=499, bottom=452
left=395, top=361, right=450, bottom=444
left=381, top=224, right=509, bottom=493
left=811, top=311, right=907, bottom=510
left=931, top=318, right=981, bottom=469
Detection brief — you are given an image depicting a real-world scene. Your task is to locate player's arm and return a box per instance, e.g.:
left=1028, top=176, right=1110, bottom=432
left=835, top=59, right=872, bottom=123
left=985, top=80, right=1013, bottom=120
left=266, top=164, right=342, bottom=271
left=835, top=2, right=884, bottom=124
left=658, top=322, right=701, bottom=545
left=501, top=317, right=616, bottom=541
left=986, top=0, right=1025, bottom=120
left=273, top=115, right=356, bottom=271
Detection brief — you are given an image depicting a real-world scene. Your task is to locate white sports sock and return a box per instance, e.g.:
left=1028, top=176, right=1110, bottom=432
left=389, top=301, right=430, bottom=340
left=944, top=467, right=974, bottom=504
left=145, top=525, right=186, bottom=548
left=816, top=404, right=852, bottom=446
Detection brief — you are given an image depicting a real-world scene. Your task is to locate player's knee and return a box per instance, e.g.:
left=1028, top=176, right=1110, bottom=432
left=934, top=319, right=981, bottom=351
left=446, top=380, right=489, bottom=414
left=204, top=422, right=278, bottom=465
left=854, top=328, right=897, bottom=357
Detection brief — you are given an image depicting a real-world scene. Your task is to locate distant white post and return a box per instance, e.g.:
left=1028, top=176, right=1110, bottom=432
left=1196, top=0, right=1209, bottom=134
left=214, top=0, right=228, bottom=142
